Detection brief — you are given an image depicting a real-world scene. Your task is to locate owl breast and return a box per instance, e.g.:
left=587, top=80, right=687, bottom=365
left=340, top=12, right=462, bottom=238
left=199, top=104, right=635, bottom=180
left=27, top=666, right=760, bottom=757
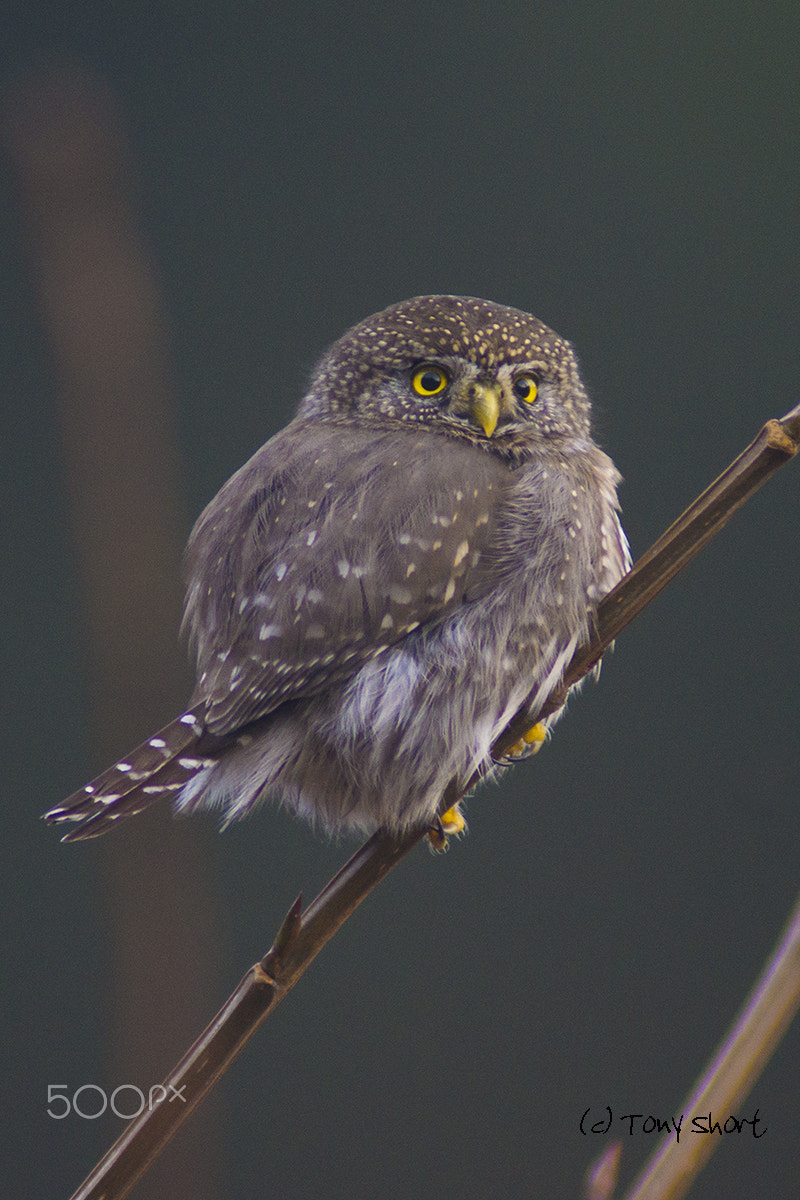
left=178, top=428, right=628, bottom=834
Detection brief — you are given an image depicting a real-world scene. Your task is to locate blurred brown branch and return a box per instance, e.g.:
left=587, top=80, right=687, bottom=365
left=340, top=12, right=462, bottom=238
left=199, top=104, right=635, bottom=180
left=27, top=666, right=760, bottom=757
left=621, top=882, right=800, bottom=1200
left=65, top=401, right=799, bottom=1200
left=3, top=66, right=222, bottom=1200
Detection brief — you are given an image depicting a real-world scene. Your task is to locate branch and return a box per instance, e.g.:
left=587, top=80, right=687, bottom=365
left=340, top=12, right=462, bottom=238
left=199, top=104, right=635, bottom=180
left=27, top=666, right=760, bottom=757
left=66, top=403, right=799, bottom=1200
left=621, top=881, right=800, bottom=1200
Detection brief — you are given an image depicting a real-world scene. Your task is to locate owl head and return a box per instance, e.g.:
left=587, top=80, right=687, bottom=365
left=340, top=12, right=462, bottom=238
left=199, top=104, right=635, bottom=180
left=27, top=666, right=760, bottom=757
left=299, top=295, right=594, bottom=451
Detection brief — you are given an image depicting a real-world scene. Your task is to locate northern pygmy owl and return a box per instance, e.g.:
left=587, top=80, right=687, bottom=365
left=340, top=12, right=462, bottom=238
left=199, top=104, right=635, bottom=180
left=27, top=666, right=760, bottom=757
left=46, top=295, right=630, bottom=842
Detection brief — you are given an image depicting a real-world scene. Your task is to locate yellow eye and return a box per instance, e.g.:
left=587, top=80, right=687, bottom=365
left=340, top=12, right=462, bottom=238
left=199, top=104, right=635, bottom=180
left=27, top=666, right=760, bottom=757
left=513, top=373, right=539, bottom=404
left=411, top=365, right=448, bottom=397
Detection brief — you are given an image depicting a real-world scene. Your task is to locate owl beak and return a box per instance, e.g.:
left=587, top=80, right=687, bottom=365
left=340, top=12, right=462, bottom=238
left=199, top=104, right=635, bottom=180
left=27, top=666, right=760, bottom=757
left=470, top=382, right=502, bottom=438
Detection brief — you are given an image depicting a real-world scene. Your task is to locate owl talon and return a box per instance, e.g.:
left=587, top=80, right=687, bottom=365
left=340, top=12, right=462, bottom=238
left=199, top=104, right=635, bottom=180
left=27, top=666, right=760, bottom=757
left=427, top=804, right=466, bottom=851
left=505, top=721, right=547, bottom=760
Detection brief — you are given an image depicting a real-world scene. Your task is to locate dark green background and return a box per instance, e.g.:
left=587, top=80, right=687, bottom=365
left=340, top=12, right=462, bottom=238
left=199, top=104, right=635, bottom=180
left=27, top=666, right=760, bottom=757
left=2, top=4, right=798, bottom=1198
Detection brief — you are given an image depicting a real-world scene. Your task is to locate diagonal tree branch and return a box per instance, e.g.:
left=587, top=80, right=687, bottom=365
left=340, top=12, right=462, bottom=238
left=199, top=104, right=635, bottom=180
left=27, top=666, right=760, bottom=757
left=67, top=403, right=799, bottom=1200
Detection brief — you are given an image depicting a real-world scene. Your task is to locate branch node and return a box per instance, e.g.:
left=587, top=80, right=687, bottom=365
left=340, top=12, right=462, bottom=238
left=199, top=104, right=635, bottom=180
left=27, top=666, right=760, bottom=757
left=778, top=400, right=800, bottom=441
left=765, top=417, right=798, bottom=457
left=252, top=962, right=282, bottom=990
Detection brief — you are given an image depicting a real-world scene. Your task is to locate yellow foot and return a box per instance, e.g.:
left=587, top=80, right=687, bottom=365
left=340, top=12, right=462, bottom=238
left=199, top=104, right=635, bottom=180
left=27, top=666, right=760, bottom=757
left=506, top=721, right=547, bottom=759
left=440, top=804, right=466, bottom=835
left=427, top=804, right=467, bottom=851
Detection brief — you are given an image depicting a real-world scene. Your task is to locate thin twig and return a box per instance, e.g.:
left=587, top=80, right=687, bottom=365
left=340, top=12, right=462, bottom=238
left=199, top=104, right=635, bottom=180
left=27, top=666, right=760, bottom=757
left=66, top=403, right=799, bottom=1200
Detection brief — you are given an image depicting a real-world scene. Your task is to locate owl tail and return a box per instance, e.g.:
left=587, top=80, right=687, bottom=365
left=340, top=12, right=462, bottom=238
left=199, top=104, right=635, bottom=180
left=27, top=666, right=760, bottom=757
left=44, top=707, right=217, bottom=841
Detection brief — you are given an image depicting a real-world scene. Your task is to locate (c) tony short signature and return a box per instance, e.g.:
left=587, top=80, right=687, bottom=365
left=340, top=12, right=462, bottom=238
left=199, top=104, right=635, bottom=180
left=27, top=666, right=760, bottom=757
left=580, top=1106, right=767, bottom=1143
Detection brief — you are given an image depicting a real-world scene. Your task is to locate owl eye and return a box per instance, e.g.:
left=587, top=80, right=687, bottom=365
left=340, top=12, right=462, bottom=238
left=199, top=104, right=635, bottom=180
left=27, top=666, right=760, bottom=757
left=513, top=373, right=539, bottom=404
left=411, top=365, right=449, bottom=397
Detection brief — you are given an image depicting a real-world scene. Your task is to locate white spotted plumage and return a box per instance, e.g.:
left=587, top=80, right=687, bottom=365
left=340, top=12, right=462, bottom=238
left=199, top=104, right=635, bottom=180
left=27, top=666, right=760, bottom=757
left=46, top=295, right=630, bottom=841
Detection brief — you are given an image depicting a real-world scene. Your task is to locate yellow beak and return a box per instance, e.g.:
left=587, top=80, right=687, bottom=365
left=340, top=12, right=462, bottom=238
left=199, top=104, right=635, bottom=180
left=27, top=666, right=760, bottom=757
left=470, top=382, right=502, bottom=438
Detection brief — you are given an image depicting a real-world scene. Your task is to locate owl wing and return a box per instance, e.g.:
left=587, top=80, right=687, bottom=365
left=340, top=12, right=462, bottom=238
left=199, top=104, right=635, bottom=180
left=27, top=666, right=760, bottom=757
left=185, top=417, right=508, bottom=737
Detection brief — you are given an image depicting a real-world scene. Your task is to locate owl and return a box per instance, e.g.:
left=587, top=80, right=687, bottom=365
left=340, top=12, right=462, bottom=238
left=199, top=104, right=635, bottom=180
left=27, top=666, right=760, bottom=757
left=46, top=295, right=630, bottom=843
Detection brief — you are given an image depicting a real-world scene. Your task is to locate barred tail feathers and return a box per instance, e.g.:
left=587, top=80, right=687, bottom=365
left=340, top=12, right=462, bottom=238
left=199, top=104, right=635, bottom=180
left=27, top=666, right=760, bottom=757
left=44, top=707, right=215, bottom=841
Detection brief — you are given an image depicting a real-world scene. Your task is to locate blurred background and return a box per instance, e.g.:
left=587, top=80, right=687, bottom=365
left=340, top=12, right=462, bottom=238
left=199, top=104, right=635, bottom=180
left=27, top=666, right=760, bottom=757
left=2, top=4, right=798, bottom=1198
